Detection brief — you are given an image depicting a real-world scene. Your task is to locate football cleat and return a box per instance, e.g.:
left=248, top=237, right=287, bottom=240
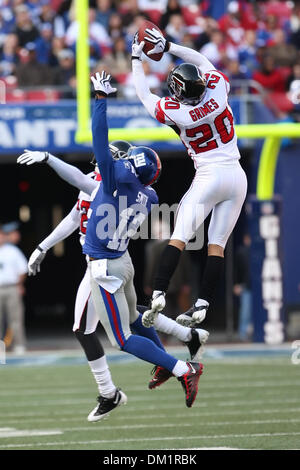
left=142, top=291, right=166, bottom=327
left=87, top=388, right=127, bottom=422
left=178, top=362, right=204, bottom=408
left=148, top=365, right=173, bottom=389
left=186, top=328, right=209, bottom=361
left=176, top=299, right=209, bottom=327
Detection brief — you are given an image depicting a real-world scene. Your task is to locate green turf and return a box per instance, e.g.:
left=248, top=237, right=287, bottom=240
left=0, top=356, right=299, bottom=450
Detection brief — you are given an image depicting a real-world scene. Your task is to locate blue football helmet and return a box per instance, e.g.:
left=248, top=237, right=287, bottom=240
left=127, top=146, right=162, bottom=186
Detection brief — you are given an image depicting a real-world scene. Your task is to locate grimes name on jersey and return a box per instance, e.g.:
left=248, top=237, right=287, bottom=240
left=189, top=98, right=219, bottom=122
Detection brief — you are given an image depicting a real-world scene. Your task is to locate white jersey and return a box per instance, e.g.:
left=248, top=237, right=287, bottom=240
left=154, top=70, right=241, bottom=169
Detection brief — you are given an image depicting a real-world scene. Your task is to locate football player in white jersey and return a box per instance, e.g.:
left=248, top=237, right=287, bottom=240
left=18, top=141, right=209, bottom=410
left=131, top=28, right=247, bottom=328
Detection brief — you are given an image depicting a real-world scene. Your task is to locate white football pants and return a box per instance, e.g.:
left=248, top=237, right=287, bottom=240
left=171, top=161, right=247, bottom=247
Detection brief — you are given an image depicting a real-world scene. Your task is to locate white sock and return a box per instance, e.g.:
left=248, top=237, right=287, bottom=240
left=172, top=360, right=189, bottom=377
left=88, top=356, right=116, bottom=398
left=155, top=313, right=191, bottom=342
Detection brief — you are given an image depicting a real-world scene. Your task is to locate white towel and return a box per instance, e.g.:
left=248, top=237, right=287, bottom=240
left=90, top=259, right=122, bottom=294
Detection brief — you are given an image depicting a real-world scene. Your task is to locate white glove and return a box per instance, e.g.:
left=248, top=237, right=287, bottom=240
left=90, top=71, right=117, bottom=95
left=17, top=149, right=49, bottom=166
left=28, top=247, right=47, bottom=276
left=144, top=27, right=167, bottom=56
left=142, top=290, right=166, bottom=328
left=132, top=33, right=145, bottom=60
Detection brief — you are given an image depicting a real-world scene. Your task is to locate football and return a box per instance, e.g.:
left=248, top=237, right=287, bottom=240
left=138, top=20, right=165, bottom=61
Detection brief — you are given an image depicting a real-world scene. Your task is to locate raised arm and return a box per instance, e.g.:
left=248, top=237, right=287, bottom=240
left=28, top=204, right=80, bottom=276
left=131, top=39, right=161, bottom=118
left=168, top=43, right=215, bottom=74
left=17, top=150, right=97, bottom=195
left=90, top=71, right=118, bottom=195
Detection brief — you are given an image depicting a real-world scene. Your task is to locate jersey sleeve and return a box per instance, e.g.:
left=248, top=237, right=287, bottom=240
left=154, top=97, right=178, bottom=126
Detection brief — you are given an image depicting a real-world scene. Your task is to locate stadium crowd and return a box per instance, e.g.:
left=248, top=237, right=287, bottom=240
left=1, top=0, right=300, bottom=114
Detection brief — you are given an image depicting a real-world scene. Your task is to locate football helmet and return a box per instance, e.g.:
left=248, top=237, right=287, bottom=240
left=167, top=63, right=206, bottom=106
left=127, top=146, right=162, bottom=186
left=109, top=140, right=133, bottom=160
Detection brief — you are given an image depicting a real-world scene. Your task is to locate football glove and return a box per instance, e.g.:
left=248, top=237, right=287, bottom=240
left=17, top=149, right=49, bottom=165
left=144, top=27, right=169, bottom=56
left=90, top=71, right=117, bottom=96
left=142, top=290, right=166, bottom=328
left=28, top=247, right=47, bottom=276
left=131, top=33, right=145, bottom=60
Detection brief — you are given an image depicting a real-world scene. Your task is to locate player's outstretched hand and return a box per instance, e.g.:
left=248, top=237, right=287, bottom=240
left=144, top=27, right=167, bottom=56
left=28, top=248, right=47, bottom=276
left=90, top=71, right=117, bottom=96
left=17, top=149, right=49, bottom=165
left=131, top=33, right=145, bottom=60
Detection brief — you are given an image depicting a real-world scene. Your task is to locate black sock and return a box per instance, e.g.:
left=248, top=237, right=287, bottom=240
left=74, top=331, right=104, bottom=362
left=199, top=255, right=224, bottom=304
left=153, top=244, right=182, bottom=292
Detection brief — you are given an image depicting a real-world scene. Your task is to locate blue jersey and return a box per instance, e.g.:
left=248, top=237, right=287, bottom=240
left=83, top=99, right=158, bottom=259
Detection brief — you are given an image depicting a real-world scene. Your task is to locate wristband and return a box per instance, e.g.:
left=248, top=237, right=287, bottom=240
left=164, top=41, right=170, bottom=52
left=37, top=245, right=44, bottom=253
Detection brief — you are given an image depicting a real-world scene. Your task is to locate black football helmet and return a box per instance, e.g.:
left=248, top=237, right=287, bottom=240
left=167, top=63, right=206, bottom=106
left=109, top=140, right=133, bottom=160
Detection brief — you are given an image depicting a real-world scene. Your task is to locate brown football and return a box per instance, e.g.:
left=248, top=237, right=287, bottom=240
left=138, top=20, right=165, bottom=62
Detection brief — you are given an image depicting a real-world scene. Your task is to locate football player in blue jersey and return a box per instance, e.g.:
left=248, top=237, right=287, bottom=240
left=84, top=71, right=204, bottom=409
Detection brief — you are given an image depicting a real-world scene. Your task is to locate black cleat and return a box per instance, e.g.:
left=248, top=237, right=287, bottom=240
left=87, top=388, right=127, bottom=422
left=148, top=366, right=173, bottom=389
left=176, top=300, right=209, bottom=327
left=178, top=362, right=204, bottom=408
left=186, top=328, right=209, bottom=361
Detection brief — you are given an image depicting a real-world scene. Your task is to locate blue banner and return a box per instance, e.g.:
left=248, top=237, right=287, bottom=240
left=246, top=196, right=285, bottom=343
left=0, top=98, right=241, bottom=154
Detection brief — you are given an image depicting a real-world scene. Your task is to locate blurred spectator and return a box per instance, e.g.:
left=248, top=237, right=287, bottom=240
left=252, top=55, right=286, bottom=92
left=0, top=222, right=27, bottom=355
left=96, top=0, right=115, bottom=30
left=225, top=59, right=248, bottom=93
left=13, top=4, right=40, bottom=48
left=107, top=12, right=124, bottom=41
left=253, top=55, right=289, bottom=115
left=34, top=23, right=55, bottom=65
left=101, top=36, right=131, bottom=78
left=200, top=29, right=237, bottom=69
left=65, top=7, right=111, bottom=51
left=138, top=0, right=167, bottom=24
left=218, top=1, right=245, bottom=47
left=123, top=60, right=160, bottom=98
left=165, top=13, right=186, bottom=44
left=238, top=29, right=259, bottom=78
left=286, top=62, right=300, bottom=92
left=267, top=29, right=297, bottom=67
left=0, top=9, right=13, bottom=48
left=160, top=0, right=181, bottom=31
left=0, top=34, right=18, bottom=77
left=16, top=41, right=54, bottom=86
left=39, top=0, right=56, bottom=26
left=52, top=48, right=76, bottom=96
left=233, top=234, right=253, bottom=342
left=256, top=14, right=279, bottom=47
left=194, top=16, right=219, bottom=50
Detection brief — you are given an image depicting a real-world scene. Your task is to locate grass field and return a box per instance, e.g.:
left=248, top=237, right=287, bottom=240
left=0, top=352, right=299, bottom=450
